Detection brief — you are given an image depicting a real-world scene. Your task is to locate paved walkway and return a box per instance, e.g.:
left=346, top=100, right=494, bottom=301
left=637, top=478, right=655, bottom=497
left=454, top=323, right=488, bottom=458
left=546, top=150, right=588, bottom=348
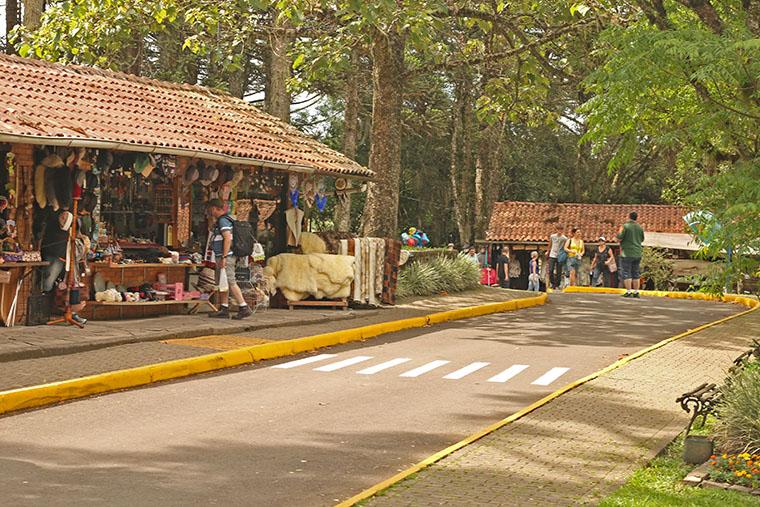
left=0, top=288, right=522, bottom=390
left=367, top=298, right=759, bottom=506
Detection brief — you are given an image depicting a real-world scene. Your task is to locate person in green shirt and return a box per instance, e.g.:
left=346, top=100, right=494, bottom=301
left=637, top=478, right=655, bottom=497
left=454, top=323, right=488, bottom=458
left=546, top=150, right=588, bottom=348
left=617, top=211, right=645, bottom=298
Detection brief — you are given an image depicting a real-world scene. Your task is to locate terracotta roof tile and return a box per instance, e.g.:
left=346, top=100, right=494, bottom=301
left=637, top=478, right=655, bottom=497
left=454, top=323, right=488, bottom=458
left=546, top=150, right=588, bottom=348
left=486, top=201, right=690, bottom=243
left=0, top=55, right=372, bottom=178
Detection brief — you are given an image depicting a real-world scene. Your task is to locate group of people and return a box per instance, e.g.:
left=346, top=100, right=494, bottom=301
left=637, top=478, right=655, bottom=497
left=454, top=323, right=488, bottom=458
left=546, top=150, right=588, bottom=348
left=462, top=211, right=645, bottom=297
left=546, top=211, right=645, bottom=297
left=462, top=245, right=541, bottom=292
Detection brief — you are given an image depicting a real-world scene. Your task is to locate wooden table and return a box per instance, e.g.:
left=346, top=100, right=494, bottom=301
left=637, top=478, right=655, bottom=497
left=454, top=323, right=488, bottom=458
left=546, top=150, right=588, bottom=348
left=0, top=262, right=50, bottom=326
left=87, top=299, right=217, bottom=319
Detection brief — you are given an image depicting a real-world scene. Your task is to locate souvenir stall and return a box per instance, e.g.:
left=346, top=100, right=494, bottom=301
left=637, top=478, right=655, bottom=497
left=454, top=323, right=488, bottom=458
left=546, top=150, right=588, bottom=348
left=24, top=146, right=216, bottom=321
left=0, top=144, right=47, bottom=326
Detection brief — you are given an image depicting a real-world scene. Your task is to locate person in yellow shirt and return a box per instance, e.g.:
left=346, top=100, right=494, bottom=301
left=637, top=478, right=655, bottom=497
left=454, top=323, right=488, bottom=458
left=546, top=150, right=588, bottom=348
left=564, top=227, right=585, bottom=287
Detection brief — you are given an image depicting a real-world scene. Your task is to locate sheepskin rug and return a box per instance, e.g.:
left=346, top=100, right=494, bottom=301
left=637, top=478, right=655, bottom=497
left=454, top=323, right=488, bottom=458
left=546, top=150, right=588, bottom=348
left=264, top=253, right=355, bottom=301
left=300, top=232, right=327, bottom=254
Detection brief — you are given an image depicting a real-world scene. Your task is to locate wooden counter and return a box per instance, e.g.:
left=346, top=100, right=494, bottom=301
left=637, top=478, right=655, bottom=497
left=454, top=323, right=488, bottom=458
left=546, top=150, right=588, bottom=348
left=0, top=262, right=50, bottom=326
left=82, top=262, right=201, bottom=320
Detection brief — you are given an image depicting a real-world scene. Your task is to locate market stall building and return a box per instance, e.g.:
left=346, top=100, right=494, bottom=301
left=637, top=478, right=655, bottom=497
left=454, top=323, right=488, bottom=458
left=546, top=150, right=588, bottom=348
left=483, top=201, right=698, bottom=289
left=0, top=54, right=373, bottom=325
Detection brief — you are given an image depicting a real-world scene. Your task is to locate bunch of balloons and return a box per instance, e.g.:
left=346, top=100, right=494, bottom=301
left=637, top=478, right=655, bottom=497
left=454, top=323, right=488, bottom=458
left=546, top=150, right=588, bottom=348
left=401, top=227, right=429, bottom=247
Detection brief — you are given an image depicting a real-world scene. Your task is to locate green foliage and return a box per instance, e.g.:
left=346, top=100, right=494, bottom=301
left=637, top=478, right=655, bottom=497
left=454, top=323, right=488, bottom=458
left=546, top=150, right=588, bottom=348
left=715, top=366, right=760, bottom=454
left=601, top=434, right=760, bottom=506
left=12, top=0, right=179, bottom=70
left=581, top=1, right=760, bottom=288
left=640, top=248, right=674, bottom=290
left=396, top=254, right=480, bottom=299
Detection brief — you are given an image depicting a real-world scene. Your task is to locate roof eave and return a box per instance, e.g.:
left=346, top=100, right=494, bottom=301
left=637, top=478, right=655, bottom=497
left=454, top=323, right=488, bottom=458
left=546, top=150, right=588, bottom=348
left=0, top=133, right=374, bottom=180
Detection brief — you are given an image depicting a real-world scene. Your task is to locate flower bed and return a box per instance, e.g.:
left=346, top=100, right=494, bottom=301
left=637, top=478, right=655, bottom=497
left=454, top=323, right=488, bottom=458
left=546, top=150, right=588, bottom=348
left=708, top=453, right=760, bottom=490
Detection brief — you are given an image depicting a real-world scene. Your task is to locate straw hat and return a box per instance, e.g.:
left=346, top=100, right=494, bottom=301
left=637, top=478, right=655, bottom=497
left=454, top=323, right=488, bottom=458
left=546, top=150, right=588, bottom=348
left=183, top=165, right=200, bottom=186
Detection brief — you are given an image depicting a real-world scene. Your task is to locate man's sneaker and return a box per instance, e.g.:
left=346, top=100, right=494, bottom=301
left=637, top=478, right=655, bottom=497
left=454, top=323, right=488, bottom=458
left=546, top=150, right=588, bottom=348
left=633, top=292, right=641, bottom=298
left=209, top=307, right=230, bottom=319
left=623, top=292, right=632, bottom=298
left=233, top=306, right=252, bottom=320
left=72, top=314, right=87, bottom=325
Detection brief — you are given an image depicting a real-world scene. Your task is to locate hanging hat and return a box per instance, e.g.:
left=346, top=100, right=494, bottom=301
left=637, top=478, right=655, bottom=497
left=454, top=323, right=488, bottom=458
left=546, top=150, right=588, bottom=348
left=41, top=154, right=64, bottom=169
left=60, top=211, right=74, bottom=232
left=221, top=165, right=235, bottom=184
left=230, top=169, right=244, bottom=187
left=199, top=164, right=218, bottom=186
left=334, top=177, right=348, bottom=191
left=183, top=165, right=200, bottom=186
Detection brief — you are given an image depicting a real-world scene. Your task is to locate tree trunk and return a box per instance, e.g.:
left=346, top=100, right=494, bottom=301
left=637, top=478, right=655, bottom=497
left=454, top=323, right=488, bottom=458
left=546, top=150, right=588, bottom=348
left=6, top=0, right=19, bottom=54
left=474, top=121, right=505, bottom=240
left=264, top=13, right=291, bottom=122
left=22, top=0, right=44, bottom=31
left=449, top=75, right=473, bottom=245
left=362, top=27, right=404, bottom=238
left=334, top=48, right=360, bottom=232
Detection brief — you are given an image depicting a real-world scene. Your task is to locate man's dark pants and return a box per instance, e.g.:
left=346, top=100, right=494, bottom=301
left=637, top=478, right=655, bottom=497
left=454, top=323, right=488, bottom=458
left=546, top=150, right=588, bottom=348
left=548, top=257, right=561, bottom=289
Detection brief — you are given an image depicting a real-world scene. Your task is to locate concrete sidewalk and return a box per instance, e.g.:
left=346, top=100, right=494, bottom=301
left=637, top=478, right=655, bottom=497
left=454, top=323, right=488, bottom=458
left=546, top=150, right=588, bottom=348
left=0, top=288, right=524, bottom=391
left=366, top=300, right=759, bottom=506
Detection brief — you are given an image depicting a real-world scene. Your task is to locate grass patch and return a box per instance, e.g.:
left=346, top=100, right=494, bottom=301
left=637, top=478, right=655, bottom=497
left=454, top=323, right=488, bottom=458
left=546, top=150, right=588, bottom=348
left=601, top=434, right=760, bottom=506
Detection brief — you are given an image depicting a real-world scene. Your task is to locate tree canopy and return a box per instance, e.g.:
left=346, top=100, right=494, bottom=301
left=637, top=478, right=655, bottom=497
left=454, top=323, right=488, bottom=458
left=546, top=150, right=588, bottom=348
left=5, top=0, right=758, bottom=287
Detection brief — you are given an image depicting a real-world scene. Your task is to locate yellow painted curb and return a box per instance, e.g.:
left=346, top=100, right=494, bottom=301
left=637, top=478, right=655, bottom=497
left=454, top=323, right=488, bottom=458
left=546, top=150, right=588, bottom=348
left=0, top=293, right=547, bottom=417
left=338, top=290, right=758, bottom=506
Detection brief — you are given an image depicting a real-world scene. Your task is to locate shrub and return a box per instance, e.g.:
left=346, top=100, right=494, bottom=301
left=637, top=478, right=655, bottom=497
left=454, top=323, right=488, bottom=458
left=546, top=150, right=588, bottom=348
left=397, top=254, right=480, bottom=299
left=640, top=247, right=674, bottom=290
left=714, top=366, right=760, bottom=454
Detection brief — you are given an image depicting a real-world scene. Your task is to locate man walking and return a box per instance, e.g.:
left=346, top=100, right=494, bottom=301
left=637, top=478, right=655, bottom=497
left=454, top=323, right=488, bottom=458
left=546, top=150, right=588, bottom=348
left=617, top=211, right=645, bottom=298
left=546, top=224, right=566, bottom=290
left=207, top=199, right=252, bottom=319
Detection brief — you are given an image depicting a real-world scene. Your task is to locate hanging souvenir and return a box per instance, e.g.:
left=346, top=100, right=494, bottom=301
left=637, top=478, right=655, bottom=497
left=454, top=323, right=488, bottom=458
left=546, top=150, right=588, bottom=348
left=303, top=178, right=315, bottom=209
left=315, top=179, right=328, bottom=212
left=34, top=165, right=47, bottom=208
left=183, top=164, right=200, bottom=186
left=288, top=173, right=300, bottom=208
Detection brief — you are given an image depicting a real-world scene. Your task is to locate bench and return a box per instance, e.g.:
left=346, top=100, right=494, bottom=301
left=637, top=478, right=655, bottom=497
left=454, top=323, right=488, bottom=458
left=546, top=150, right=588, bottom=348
left=676, top=340, right=760, bottom=435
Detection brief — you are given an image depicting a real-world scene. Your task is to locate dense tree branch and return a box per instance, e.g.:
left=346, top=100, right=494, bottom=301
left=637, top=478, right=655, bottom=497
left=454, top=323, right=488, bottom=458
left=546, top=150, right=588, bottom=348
left=407, top=18, right=595, bottom=76
left=676, top=0, right=724, bottom=35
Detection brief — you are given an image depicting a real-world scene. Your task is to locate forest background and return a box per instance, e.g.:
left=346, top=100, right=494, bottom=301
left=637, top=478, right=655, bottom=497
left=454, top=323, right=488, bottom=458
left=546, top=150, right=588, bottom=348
left=2, top=1, right=758, bottom=284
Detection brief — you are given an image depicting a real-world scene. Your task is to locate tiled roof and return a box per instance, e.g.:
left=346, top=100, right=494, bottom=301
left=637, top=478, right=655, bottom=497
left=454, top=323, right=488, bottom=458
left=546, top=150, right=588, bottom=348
left=0, top=55, right=372, bottom=179
left=486, top=201, right=690, bottom=243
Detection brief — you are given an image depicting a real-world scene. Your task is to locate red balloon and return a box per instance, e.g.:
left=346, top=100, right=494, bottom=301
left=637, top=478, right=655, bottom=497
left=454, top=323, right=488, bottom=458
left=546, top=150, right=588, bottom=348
left=406, top=238, right=416, bottom=246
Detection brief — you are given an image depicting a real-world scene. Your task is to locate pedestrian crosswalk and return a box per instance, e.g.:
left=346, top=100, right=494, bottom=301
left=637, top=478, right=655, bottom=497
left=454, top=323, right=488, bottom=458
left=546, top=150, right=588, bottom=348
left=272, top=354, right=570, bottom=386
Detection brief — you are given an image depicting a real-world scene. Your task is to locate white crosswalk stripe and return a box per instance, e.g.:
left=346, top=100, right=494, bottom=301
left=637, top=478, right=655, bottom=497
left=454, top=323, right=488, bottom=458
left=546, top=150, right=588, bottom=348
left=357, top=358, right=412, bottom=375
left=314, top=355, right=373, bottom=372
left=400, top=360, right=450, bottom=378
left=531, top=367, right=570, bottom=386
left=273, top=353, right=572, bottom=387
left=487, top=364, right=529, bottom=383
left=443, top=362, right=490, bottom=380
left=271, top=354, right=337, bottom=369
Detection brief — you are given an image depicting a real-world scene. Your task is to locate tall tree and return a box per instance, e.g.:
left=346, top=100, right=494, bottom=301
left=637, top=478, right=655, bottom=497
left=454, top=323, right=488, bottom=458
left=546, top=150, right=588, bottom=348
left=334, top=47, right=361, bottom=231
left=5, top=0, right=20, bottom=54
left=22, top=0, right=44, bottom=31
left=264, top=9, right=292, bottom=121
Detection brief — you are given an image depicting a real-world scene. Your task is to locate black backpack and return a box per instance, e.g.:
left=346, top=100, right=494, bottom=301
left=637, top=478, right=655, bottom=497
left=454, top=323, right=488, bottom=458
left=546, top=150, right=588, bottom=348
left=220, top=215, right=255, bottom=258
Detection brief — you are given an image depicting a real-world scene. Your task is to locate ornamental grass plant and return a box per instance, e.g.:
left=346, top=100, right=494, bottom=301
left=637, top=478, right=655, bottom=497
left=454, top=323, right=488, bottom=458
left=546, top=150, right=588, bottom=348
left=397, top=254, right=480, bottom=299
left=714, top=365, right=760, bottom=455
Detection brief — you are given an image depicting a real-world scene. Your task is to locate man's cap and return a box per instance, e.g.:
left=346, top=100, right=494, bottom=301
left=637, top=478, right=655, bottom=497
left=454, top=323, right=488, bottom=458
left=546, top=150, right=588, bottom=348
left=207, top=198, right=224, bottom=209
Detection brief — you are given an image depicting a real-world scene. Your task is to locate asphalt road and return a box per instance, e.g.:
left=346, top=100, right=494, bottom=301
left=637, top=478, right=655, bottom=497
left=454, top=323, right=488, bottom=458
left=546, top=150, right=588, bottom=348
left=0, top=293, right=740, bottom=506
